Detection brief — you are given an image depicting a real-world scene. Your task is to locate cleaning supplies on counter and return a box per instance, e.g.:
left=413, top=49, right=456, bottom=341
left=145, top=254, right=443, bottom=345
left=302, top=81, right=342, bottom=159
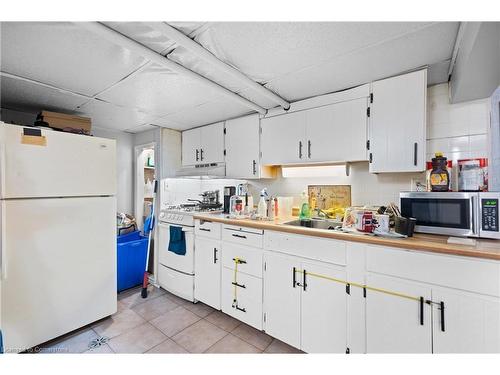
left=257, top=188, right=268, bottom=219
left=299, top=190, right=311, bottom=220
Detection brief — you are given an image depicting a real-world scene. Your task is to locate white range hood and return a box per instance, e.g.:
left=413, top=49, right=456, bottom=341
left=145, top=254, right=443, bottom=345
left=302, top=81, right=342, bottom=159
left=175, top=162, right=226, bottom=177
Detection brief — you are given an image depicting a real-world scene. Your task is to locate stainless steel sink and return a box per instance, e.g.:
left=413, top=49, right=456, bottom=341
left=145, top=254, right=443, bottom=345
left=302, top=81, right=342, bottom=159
left=284, top=218, right=343, bottom=230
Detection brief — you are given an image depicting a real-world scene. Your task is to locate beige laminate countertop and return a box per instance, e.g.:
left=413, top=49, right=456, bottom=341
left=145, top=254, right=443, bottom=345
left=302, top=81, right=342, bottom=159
left=193, top=213, right=500, bottom=261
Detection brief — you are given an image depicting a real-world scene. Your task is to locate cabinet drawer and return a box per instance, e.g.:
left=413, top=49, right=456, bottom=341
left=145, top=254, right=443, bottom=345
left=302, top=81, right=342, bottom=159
left=221, top=267, right=263, bottom=330
left=222, top=242, right=263, bottom=278
left=222, top=225, right=264, bottom=248
left=195, top=220, right=221, bottom=239
left=264, top=230, right=346, bottom=266
left=366, top=245, right=500, bottom=297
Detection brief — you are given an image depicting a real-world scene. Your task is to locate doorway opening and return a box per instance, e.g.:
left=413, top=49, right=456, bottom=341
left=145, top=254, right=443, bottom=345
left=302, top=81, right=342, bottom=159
left=135, top=142, right=157, bottom=277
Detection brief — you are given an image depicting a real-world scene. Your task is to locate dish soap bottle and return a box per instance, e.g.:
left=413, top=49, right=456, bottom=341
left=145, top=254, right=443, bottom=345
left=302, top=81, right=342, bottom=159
left=299, top=190, right=311, bottom=220
left=430, top=152, right=450, bottom=192
left=257, top=188, right=268, bottom=219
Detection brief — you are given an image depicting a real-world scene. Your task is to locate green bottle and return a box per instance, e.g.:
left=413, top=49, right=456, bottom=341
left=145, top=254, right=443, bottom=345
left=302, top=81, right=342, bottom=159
left=299, top=190, right=311, bottom=220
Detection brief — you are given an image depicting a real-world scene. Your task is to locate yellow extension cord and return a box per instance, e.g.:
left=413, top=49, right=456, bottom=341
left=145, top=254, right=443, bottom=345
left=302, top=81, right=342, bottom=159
left=232, top=257, right=241, bottom=308
left=294, top=269, right=421, bottom=302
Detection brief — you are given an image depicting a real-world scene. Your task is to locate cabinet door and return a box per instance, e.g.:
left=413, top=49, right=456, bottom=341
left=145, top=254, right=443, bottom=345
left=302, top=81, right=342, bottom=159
left=182, top=128, right=200, bottom=166
left=365, top=273, right=432, bottom=353
left=300, top=261, right=347, bottom=353
left=306, top=98, right=368, bottom=163
left=194, top=237, right=221, bottom=309
left=225, top=114, right=261, bottom=178
left=261, top=111, right=306, bottom=165
left=432, top=287, right=500, bottom=353
left=369, top=69, right=426, bottom=173
left=200, top=122, right=225, bottom=164
left=263, top=252, right=301, bottom=348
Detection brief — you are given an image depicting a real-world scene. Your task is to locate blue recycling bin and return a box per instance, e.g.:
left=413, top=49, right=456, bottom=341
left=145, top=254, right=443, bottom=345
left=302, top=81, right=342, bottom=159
left=117, top=230, right=148, bottom=292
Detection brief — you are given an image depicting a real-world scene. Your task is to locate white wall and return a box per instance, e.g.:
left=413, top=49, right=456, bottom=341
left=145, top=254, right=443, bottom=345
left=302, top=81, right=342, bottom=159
left=92, top=127, right=134, bottom=214
left=249, top=82, right=492, bottom=206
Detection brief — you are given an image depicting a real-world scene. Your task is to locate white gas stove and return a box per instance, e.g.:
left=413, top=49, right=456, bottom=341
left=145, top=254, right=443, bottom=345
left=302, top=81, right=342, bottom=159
left=159, top=204, right=222, bottom=226
left=157, top=203, right=221, bottom=302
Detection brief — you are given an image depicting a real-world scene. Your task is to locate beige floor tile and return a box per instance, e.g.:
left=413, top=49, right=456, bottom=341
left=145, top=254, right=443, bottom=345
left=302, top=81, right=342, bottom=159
left=150, top=306, right=201, bottom=337
left=264, top=339, right=303, bottom=354
left=183, top=301, right=215, bottom=318
left=93, top=309, right=146, bottom=338
left=162, top=291, right=191, bottom=306
left=38, top=328, right=99, bottom=354
left=146, top=338, right=189, bottom=353
left=107, top=323, right=167, bottom=353
left=205, top=310, right=241, bottom=332
left=84, top=343, right=114, bottom=354
left=118, top=285, right=165, bottom=310
left=172, top=320, right=228, bottom=353
left=131, top=295, right=179, bottom=321
left=205, top=334, right=261, bottom=353
left=232, top=323, right=273, bottom=351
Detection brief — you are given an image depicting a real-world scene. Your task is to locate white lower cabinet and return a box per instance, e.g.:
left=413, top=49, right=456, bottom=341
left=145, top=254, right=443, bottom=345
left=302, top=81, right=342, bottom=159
left=221, top=267, right=263, bottom=330
left=263, top=251, right=348, bottom=353
left=365, top=273, right=432, bottom=353
left=194, top=237, right=221, bottom=309
left=432, top=287, right=500, bottom=353
left=300, top=261, right=348, bottom=353
left=263, top=252, right=301, bottom=348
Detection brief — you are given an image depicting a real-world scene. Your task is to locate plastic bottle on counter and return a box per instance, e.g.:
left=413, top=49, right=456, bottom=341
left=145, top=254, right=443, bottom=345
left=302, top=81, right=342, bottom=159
left=299, top=190, right=311, bottom=220
left=257, top=188, right=268, bottom=219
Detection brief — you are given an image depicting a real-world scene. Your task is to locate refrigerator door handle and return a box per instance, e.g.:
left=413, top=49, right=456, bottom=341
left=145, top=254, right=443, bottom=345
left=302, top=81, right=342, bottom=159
left=0, top=202, right=5, bottom=280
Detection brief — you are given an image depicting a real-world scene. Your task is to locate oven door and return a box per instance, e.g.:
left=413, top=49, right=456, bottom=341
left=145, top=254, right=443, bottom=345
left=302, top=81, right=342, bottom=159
left=400, top=192, right=479, bottom=237
left=158, top=222, right=195, bottom=275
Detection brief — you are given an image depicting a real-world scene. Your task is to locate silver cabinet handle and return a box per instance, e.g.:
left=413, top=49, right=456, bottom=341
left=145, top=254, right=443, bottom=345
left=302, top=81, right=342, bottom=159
left=195, top=149, right=199, bottom=162
left=200, top=148, right=204, bottom=161
left=308, top=140, right=311, bottom=158
left=252, top=160, right=257, bottom=175
left=299, top=141, right=303, bottom=159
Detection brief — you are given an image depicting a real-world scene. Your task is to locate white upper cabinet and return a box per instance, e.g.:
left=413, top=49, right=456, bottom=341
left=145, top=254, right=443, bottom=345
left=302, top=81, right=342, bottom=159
left=369, top=69, right=427, bottom=173
left=261, top=90, right=369, bottom=166
left=306, top=98, right=368, bottom=163
left=181, top=122, right=225, bottom=166
left=200, top=122, right=225, bottom=164
left=181, top=127, right=200, bottom=166
left=225, top=114, right=274, bottom=179
left=261, top=111, right=307, bottom=165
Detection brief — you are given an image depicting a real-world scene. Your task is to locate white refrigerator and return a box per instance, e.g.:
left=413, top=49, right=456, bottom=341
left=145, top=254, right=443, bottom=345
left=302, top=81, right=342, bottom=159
left=0, top=123, right=117, bottom=353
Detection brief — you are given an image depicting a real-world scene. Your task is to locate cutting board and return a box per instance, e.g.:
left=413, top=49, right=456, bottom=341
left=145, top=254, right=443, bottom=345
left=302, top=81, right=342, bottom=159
left=308, top=185, right=351, bottom=209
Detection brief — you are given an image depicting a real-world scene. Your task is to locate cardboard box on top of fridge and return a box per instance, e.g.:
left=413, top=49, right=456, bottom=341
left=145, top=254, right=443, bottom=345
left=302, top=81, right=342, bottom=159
left=37, top=110, right=91, bottom=135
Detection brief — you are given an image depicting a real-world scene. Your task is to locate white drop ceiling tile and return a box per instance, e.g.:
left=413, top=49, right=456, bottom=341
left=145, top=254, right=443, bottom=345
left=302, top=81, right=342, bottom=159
left=193, top=22, right=434, bottom=84
left=97, top=63, right=227, bottom=116
left=125, top=124, right=158, bottom=134
left=264, top=22, right=459, bottom=101
left=74, top=99, right=155, bottom=131
left=0, top=75, right=88, bottom=113
left=148, top=116, right=185, bottom=130
left=162, top=98, right=252, bottom=129
left=0, top=22, right=147, bottom=96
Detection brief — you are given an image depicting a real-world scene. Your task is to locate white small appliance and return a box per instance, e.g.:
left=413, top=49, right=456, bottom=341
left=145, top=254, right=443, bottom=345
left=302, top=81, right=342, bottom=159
left=400, top=191, right=500, bottom=239
left=0, top=123, right=117, bottom=352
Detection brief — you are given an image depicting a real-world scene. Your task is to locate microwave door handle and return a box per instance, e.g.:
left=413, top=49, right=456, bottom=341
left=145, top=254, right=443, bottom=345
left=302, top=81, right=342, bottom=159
left=470, top=196, right=476, bottom=235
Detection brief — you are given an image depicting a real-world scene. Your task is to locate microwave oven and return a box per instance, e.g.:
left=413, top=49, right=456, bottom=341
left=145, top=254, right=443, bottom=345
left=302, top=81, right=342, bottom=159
left=400, top=191, right=500, bottom=239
